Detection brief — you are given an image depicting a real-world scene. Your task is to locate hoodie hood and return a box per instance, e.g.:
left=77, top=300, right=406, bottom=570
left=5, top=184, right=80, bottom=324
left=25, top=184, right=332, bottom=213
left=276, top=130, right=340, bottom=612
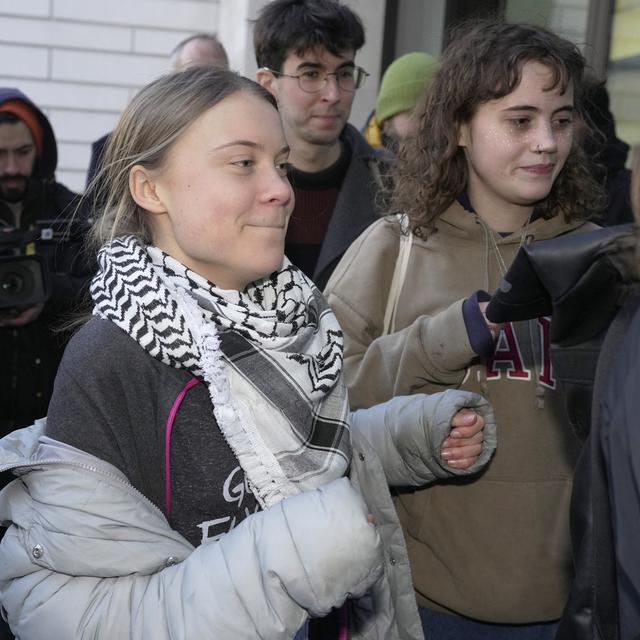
left=0, top=88, right=57, bottom=180
left=438, top=200, right=588, bottom=244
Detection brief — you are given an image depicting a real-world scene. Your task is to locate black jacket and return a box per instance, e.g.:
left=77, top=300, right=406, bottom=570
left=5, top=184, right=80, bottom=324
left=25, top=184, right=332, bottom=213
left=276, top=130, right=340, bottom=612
left=309, top=124, right=389, bottom=290
left=484, top=224, right=640, bottom=640
left=599, top=297, right=640, bottom=639
left=0, top=88, right=90, bottom=435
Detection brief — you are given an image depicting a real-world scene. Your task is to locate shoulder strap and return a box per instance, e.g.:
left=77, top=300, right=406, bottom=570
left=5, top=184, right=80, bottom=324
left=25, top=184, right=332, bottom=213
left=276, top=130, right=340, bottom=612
left=382, top=214, right=412, bottom=336
left=164, top=377, right=200, bottom=517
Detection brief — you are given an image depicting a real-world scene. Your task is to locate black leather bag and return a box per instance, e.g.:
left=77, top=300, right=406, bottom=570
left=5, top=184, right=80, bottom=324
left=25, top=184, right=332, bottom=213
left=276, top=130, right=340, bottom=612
left=485, top=223, right=640, bottom=440
left=486, top=223, right=639, bottom=346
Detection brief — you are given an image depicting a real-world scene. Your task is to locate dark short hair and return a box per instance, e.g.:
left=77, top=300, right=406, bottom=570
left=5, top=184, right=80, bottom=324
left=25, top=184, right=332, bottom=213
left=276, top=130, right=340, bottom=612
left=0, top=112, right=20, bottom=126
left=253, top=0, right=365, bottom=71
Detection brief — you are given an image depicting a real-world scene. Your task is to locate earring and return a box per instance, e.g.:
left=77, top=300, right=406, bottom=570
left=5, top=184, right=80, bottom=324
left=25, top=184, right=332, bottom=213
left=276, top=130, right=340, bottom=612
left=536, top=145, right=541, bottom=153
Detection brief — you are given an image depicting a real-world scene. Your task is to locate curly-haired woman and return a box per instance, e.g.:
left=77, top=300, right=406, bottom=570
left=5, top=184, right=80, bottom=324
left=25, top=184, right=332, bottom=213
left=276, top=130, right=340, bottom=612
left=325, top=20, right=605, bottom=640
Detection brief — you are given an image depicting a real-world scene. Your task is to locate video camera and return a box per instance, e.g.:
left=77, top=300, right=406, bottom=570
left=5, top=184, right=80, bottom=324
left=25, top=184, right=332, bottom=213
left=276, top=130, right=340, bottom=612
left=0, top=219, right=80, bottom=311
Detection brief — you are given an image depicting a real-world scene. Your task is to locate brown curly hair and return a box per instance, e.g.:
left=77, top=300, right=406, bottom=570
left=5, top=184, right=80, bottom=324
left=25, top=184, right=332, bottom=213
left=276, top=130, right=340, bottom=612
left=390, top=20, right=605, bottom=238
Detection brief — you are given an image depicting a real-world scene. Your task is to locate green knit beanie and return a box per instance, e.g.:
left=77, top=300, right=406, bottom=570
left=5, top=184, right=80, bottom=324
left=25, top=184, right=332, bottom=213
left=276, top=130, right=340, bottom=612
left=375, top=52, right=439, bottom=125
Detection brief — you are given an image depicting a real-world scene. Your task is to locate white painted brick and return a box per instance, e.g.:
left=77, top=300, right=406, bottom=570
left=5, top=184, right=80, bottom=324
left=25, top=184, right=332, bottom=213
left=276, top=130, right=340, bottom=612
left=53, top=0, right=218, bottom=31
left=0, top=77, right=23, bottom=92
left=0, top=17, right=132, bottom=52
left=0, top=0, right=50, bottom=18
left=217, top=0, right=250, bottom=73
left=52, top=49, right=167, bottom=87
left=0, top=78, right=130, bottom=112
left=47, top=109, right=120, bottom=144
left=0, top=44, right=49, bottom=79
left=133, top=28, right=194, bottom=57
left=57, top=142, right=91, bottom=171
left=55, top=169, right=86, bottom=195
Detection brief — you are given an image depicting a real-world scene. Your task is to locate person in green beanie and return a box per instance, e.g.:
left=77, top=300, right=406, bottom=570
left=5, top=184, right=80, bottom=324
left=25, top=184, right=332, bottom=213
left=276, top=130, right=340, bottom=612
left=363, top=51, right=439, bottom=150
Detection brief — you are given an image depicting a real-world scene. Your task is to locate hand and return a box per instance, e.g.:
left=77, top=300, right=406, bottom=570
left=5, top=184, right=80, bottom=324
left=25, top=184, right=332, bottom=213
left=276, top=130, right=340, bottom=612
left=479, top=300, right=502, bottom=340
left=0, top=303, right=45, bottom=328
left=440, top=409, right=485, bottom=469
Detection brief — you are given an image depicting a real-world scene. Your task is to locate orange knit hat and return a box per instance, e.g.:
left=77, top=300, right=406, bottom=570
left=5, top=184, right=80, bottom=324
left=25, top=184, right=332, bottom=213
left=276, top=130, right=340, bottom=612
left=0, top=100, right=44, bottom=155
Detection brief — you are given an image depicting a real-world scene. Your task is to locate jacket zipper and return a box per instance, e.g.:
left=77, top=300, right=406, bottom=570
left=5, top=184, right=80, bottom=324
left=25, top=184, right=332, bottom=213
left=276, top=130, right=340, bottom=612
left=1, top=458, right=168, bottom=521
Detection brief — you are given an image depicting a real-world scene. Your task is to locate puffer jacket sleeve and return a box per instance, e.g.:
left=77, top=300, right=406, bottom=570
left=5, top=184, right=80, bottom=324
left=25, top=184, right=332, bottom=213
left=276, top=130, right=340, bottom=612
left=324, top=219, right=475, bottom=410
left=0, top=475, right=383, bottom=640
left=350, top=390, right=497, bottom=487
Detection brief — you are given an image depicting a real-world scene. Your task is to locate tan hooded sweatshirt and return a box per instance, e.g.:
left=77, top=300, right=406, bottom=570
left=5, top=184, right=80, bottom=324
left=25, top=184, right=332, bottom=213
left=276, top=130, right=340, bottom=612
left=325, top=201, right=596, bottom=623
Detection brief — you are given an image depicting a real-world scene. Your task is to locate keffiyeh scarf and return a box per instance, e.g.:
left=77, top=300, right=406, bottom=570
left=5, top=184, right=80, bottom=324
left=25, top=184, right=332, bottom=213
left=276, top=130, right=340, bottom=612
left=91, top=235, right=351, bottom=508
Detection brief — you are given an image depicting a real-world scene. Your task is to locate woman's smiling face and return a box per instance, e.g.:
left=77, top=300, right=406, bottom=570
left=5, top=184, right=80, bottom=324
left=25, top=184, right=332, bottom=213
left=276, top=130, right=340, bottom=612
left=143, top=90, right=293, bottom=290
left=458, top=61, right=575, bottom=223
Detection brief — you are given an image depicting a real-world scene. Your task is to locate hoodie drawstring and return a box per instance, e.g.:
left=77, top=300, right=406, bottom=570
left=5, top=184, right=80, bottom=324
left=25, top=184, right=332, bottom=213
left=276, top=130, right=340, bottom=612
left=478, top=214, right=545, bottom=408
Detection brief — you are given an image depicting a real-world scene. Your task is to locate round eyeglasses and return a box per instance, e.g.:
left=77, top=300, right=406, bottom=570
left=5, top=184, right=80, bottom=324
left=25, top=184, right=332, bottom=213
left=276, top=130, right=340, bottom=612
left=262, top=66, right=369, bottom=93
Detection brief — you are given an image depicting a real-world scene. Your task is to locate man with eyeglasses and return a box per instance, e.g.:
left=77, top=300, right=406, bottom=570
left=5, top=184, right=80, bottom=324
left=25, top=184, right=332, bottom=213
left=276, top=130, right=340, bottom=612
left=255, top=0, right=390, bottom=290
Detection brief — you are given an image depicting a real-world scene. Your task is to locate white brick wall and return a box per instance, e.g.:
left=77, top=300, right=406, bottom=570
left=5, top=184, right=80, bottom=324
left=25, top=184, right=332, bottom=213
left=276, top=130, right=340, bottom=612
left=0, top=0, right=222, bottom=192
left=0, top=0, right=386, bottom=192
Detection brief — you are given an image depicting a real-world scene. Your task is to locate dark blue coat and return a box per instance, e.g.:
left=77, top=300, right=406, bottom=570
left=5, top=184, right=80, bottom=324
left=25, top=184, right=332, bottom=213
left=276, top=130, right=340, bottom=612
left=600, top=298, right=640, bottom=639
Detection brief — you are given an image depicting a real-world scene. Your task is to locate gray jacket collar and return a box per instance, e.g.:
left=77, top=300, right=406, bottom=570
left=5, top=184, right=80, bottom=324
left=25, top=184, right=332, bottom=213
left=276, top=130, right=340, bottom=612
left=0, top=421, right=193, bottom=577
left=0, top=420, right=127, bottom=481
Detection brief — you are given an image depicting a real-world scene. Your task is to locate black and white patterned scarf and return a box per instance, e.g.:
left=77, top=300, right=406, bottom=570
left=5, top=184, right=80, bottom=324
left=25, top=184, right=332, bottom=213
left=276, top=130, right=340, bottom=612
left=91, top=235, right=351, bottom=508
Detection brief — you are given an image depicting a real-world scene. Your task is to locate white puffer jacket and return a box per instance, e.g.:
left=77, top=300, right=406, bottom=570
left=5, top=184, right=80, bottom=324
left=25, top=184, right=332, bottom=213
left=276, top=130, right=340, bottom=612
left=0, top=390, right=495, bottom=639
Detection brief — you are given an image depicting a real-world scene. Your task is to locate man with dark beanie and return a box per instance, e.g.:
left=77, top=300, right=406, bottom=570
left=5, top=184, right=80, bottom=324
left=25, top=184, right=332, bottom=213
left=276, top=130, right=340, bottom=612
left=254, top=0, right=389, bottom=289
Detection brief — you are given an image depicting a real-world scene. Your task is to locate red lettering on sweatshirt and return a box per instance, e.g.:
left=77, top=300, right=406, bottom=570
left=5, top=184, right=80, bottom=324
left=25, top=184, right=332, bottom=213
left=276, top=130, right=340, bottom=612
left=537, top=316, right=556, bottom=389
left=486, top=322, right=531, bottom=380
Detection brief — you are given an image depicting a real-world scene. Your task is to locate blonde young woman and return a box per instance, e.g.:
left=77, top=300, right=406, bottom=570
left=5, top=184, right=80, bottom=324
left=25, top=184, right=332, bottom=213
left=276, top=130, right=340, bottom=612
left=325, top=21, right=604, bottom=640
left=0, top=68, right=496, bottom=640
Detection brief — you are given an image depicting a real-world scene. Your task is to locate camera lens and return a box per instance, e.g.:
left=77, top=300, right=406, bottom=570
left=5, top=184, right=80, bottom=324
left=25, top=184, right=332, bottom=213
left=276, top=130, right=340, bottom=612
left=1, top=272, right=25, bottom=295
left=0, top=256, right=44, bottom=309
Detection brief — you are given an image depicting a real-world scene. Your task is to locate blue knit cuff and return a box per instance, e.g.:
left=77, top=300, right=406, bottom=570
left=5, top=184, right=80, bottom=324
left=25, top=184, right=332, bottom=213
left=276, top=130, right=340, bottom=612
left=462, top=290, right=495, bottom=358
